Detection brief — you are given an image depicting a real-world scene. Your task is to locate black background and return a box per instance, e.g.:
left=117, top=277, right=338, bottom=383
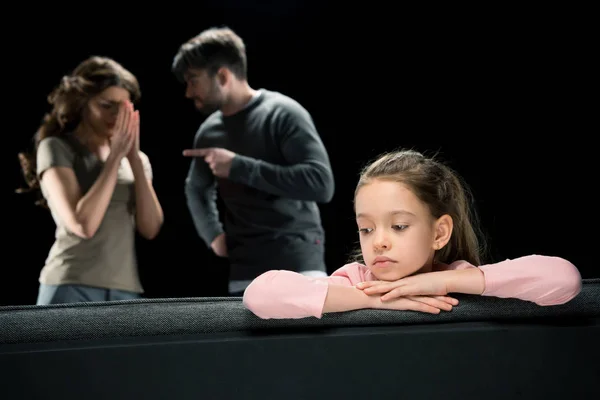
left=3, top=3, right=594, bottom=305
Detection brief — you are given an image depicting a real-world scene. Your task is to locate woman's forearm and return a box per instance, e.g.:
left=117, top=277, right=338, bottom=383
left=129, top=155, right=163, bottom=239
left=75, top=152, right=121, bottom=238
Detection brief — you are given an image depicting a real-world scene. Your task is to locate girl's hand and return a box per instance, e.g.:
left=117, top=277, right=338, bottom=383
left=374, top=294, right=459, bottom=314
left=357, top=271, right=452, bottom=302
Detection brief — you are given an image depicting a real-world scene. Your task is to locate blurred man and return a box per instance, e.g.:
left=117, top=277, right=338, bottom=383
left=172, top=27, right=335, bottom=295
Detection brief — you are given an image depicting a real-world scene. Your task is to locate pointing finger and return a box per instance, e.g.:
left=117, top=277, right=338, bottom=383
left=183, top=148, right=211, bottom=157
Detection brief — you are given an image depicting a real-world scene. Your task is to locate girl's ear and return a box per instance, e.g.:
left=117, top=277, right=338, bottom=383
left=432, top=214, right=453, bottom=250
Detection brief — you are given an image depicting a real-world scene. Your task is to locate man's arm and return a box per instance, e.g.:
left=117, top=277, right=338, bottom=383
left=229, top=102, right=335, bottom=203
left=184, top=131, right=223, bottom=248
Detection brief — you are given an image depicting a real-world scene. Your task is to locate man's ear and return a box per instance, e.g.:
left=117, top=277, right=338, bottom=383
left=432, top=214, right=453, bottom=250
left=217, top=67, right=229, bottom=86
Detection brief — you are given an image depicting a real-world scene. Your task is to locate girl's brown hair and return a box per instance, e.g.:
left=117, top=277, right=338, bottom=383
left=351, top=149, right=488, bottom=266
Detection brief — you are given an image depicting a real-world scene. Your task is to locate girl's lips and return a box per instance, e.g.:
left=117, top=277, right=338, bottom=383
left=373, top=260, right=396, bottom=268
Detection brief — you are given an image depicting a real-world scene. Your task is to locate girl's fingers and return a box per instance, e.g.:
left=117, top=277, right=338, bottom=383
left=402, top=299, right=441, bottom=314
left=407, top=296, right=452, bottom=312
left=433, top=296, right=459, bottom=306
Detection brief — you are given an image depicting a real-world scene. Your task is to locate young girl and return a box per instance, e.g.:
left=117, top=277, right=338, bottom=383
left=243, top=149, right=582, bottom=319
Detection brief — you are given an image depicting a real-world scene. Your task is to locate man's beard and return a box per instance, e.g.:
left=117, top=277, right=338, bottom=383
left=196, top=100, right=222, bottom=115
left=196, top=82, right=224, bottom=115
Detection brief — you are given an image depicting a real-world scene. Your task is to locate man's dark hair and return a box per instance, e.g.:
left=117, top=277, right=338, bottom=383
left=172, top=26, right=248, bottom=82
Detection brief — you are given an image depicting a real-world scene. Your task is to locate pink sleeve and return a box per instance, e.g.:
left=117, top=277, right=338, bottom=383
left=243, top=263, right=370, bottom=319
left=478, top=255, right=582, bottom=305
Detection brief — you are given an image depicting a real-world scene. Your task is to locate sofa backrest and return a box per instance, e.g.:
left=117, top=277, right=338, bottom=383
left=1, top=279, right=598, bottom=400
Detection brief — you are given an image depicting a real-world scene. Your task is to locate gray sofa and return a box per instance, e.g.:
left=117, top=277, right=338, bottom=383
left=1, top=278, right=599, bottom=399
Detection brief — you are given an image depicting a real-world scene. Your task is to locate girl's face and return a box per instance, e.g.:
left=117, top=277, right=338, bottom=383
left=355, top=179, right=451, bottom=281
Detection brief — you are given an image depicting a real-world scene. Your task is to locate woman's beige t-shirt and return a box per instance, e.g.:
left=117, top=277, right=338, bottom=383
left=36, top=134, right=152, bottom=293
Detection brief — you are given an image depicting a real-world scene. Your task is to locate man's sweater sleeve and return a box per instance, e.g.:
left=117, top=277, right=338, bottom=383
left=184, top=127, right=224, bottom=247
left=228, top=101, right=335, bottom=203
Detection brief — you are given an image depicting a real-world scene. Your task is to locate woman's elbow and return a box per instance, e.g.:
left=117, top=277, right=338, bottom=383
left=139, top=230, right=158, bottom=240
left=138, top=222, right=163, bottom=240
left=68, top=220, right=96, bottom=240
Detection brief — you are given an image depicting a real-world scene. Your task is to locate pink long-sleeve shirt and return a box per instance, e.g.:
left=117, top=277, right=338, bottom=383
left=243, top=255, right=582, bottom=319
